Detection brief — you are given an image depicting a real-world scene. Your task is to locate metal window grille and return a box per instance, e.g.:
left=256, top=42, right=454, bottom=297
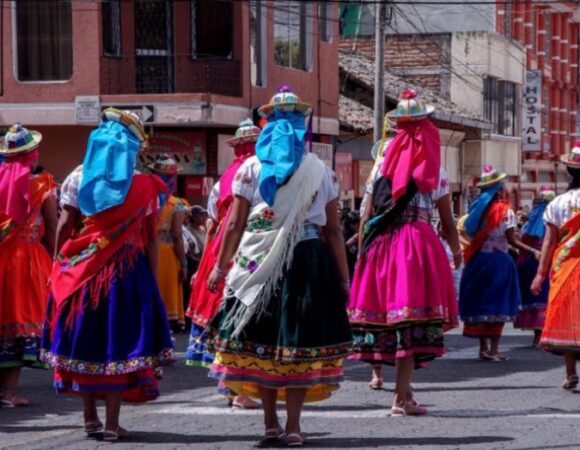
left=102, top=0, right=122, bottom=57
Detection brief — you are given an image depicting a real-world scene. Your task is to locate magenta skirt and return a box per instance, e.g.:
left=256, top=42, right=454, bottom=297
left=348, top=221, right=458, bottom=363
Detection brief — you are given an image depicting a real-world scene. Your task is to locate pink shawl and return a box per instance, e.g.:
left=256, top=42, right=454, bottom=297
left=219, top=142, right=256, bottom=203
left=0, top=149, right=39, bottom=224
left=382, top=118, right=440, bottom=200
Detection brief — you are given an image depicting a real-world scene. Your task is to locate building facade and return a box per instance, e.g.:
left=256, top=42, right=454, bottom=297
left=1, top=1, right=339, bottom=205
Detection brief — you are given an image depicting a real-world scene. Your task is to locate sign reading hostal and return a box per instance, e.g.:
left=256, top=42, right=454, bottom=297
left=522, top=70, right=541, bottom=152
left=139, top=131, right=207, bottom=175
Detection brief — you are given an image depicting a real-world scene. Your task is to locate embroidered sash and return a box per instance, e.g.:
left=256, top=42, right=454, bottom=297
left=224, top=154, right=326, bottom=337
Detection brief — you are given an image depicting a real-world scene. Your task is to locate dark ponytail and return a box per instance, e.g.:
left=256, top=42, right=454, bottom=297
left=567, top=166, right=580, bottom=191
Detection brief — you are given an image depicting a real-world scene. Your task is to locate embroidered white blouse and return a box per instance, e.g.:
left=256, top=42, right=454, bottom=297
left=232, top=156, right=339, bottom=226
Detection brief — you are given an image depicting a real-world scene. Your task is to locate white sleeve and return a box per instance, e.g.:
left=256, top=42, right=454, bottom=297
left=433, top=167, right=450, bottom=202
left=320, top=166, right=339, bottom=205
left=207, top=182, right=220, bottom=221
left=59, top=165, right=83, bottom=209
left=232, top=159, right=257, bottom=202
left=500, top=208, right=518, bottom=233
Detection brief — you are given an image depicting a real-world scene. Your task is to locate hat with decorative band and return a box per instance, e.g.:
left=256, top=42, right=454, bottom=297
left=148, top=153, right=183, bottom=175
left=257, top=85, right=312, bottom=118
left=537, top=186, right=556, bottom=202
left=101, top=107, right=148, bottom=143
left=561, top=141, right=580, bottom=168
left=227, top=119, right=261, bottom=147
left=386, top=89, right=435, bottom=121
left=477, top=165, right=507, bottom=188
left=0, top=124, right=42, bottom=155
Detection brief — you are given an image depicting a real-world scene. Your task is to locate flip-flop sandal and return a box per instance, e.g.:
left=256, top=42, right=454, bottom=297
left=368, top=377, right=383, bottom=390
left=479, top=351, right=493, bottom=361
left=255, top=427, right=285, bottom=448
left=84, top=421, right=104, bottom=437
left=285, top=433, right=307, bottom=447
left=562, top=375, right=579, bottom=390
left=103, top=427, right=130, bottom=442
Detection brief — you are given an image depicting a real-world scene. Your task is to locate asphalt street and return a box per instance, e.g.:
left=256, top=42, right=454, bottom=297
left=1, top=326, right=579, bottom=450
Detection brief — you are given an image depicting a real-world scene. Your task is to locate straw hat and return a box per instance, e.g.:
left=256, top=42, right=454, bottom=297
left=561, top=141, right=580, bottom=168
left=101, top=107, right=148, bottom=143
left=257, top=85, right=312, bottom=118
left=386, top=89, right=435, bottom=121
left=477, top=165, right=507, bottom=188
left=536, top=186, right=556, bottom=202
left=227, top=119, right=261, bottom=147
left=148, top=153, right=183, bottom=175
left=0, top=124, right=42, bottom=155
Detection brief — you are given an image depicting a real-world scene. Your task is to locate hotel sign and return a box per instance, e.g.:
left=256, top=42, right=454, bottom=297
left=522, top=70, right=542, bottom=152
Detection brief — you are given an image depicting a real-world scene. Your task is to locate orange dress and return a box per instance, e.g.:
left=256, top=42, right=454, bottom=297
left=0, top=172, right=56, bottom=368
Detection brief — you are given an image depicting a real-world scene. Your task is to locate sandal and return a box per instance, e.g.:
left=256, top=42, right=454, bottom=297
left=232, top=395, right=260, bottom=409
left=285, top=432, right=307, bottom=447
left=103, top=426, right=130, bottom=441
left=368, top=377, right=383, bottom=390
left=489, top=353, right=509, bottom=362
left=391, top=401, right=428, bottom=417
left=84, top=421, right=103, bottom=437
left=255, top=427, right=285, bottom=448
left=0, top=393, right=29, bottom=408
left=478, top=351, right=493, bottom=361
left=562, top=375, right=579, bottom=390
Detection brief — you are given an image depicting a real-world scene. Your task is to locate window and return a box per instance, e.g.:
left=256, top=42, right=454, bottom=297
left=16, top=1, right=73, bottom=81
left=102, top=0, right=122, bottom=57
left=191, top=0, right=233, bottom=58
left=274, top=1, right=313, bottom=71
left=135, top=1, right=174, bottom=94
left=250, top=0, right=267, bottom=86
left=484, top=77, right=518, bottom=136
left=319, top=1, right=333, bottom=42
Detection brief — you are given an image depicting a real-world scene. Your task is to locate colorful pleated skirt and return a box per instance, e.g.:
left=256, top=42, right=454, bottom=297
left=348, top=221, right=458, bottom=366
left=41, top=252, right=175, bottom=402
left=157, top=241, right=185, bottom=327
left=205, top=238, right=353, bottom=403
left=460, top=251, right=521, bottom=338
left=0, top=240, right=51, bottom=369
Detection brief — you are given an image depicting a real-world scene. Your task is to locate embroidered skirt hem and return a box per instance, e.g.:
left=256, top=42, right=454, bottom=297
left=348, top=321, right=445, bottom=366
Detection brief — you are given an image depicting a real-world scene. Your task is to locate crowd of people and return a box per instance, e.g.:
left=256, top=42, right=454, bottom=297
left=0, top=86, right=579, bottom=447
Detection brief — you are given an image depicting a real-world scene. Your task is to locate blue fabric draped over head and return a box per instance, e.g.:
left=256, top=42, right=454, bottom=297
left=464, top=182, right=504, bottom=238
left=522, top=200, right=548, bottom=238
left=256, top=110, right=306, bottom=207
left=78, top=120, right=141, bottom=216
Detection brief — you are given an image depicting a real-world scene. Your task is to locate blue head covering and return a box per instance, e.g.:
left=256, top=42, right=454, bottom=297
left=522, top=200, right=549, bottom=238
left=78, top=120, right=141, bottom=216
left=464, top=182, right=504, bottom=238
left=256, top=110, right=307, bottom=206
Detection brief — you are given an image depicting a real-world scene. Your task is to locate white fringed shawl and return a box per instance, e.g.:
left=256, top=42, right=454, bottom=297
left=224, top=153, right=326, bottom=337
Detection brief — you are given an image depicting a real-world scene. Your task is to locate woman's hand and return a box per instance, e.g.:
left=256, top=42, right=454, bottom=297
left=531, top=273, right=545, bottom=296
left=533, top=249, right=541, bottom=261
left=451, top=250, right=463, bottom=270
left=207, top=267, right=226, bottom=293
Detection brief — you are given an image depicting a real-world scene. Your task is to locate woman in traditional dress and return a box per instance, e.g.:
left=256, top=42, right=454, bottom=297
left=205, top=87, right=352, bottom=446
left=514, top=188, right=555, bottom=346
left=149, top=154, right=189, bottom=331
left=185, top=119, right=260, bottom=409
left=459, top=166, right=537, bottom=361
left=532, top=143, right=580, bottom=390
left=0, top=125, right=57, bottom=407
left=41, top=109, right=174, bottom=440
left=348, top=90, right=461, bottom=415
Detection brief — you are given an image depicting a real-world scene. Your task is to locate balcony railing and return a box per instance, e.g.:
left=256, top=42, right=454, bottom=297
left=101, top=57, right=242, bottom=97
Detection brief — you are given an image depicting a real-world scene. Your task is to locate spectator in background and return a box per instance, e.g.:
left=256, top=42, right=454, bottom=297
left=343, top=210, right=360, bottom=279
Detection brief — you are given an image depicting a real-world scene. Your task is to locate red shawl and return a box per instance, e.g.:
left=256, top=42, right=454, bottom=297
left=382, top=118, right=440, bottom=200
left=463, top=201, right=509, bottom=264
left=51, top=174, right=167, bottom=308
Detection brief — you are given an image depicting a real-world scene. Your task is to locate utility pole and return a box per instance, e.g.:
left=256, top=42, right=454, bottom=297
left=373, top=1, right=386, bottom=142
